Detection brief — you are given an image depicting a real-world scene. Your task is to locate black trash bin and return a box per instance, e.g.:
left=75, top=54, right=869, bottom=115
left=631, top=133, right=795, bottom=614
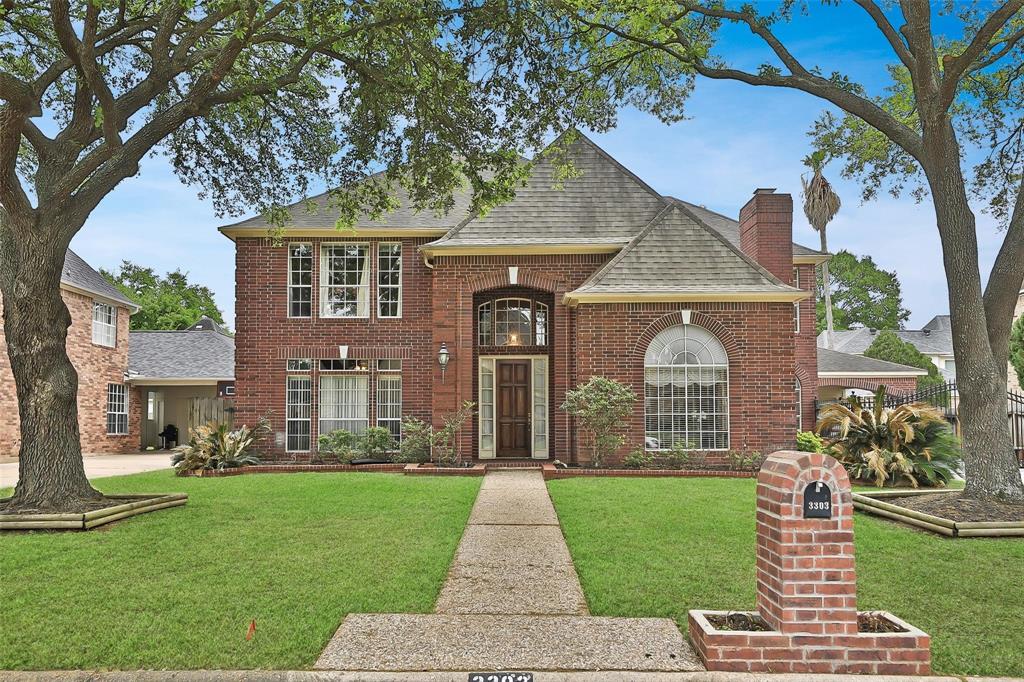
left=158, top=424, right=179, bottom=449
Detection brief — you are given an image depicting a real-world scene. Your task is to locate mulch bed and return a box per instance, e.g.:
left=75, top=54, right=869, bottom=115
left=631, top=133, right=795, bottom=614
left=707, top=611, right=907, bottom=634
left=0, top=496, right=120, bottom=515
left=889, top=491, right=1024, bottom=523
left=859, top=612, right=907, bottom=633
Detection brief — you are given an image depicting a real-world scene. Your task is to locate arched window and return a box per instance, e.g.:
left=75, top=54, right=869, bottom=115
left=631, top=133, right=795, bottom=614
left=644, top=324, right=729, bottom=451
left=478, top=298, right=548, bottom=346
left=795, top=377, right=803, bottom=432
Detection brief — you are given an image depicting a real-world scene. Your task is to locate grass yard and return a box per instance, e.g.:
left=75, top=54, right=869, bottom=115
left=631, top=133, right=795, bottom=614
left=0, top=470, right=480, bottom=670
left=548, top=477, right=1024, bottom=678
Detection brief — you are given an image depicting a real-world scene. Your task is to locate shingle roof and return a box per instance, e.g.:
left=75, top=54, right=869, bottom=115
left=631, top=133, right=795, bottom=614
left=62, top=249, right=137, bottom=309
left=128, top=326, right=234, bottom=380
left=670, top=199, right=825, bottom=258
left=817, top=348, right=928, bottom=375
left=219, top=176, right=476, bottom=232
left=819, top=327, right=954, bottom=356
left=426, top=133, right=666, bottom=248
left=569, top=204, right=803, bottom=298
left=922, top=315, right=950, bottom=331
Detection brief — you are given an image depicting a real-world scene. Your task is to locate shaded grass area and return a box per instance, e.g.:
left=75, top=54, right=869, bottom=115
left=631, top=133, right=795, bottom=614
left=0, top=471, right=480, bottom=670
left=548, top=477, right=1024, bottom=678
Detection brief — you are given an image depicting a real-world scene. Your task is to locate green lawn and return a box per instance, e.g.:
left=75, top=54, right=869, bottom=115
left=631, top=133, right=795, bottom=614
left=548, top=477, right=1024, bottom=678
left=0, top=471, right=480, bottom=670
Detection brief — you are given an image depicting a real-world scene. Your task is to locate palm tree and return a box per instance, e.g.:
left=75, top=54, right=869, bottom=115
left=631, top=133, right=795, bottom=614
left=801, top=150, right=842, bottom=348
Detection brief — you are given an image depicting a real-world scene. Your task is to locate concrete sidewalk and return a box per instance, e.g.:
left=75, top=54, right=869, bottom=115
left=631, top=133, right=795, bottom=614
left=0, top=452, right=174, bottom=488
left=315, top=469, right=701, bottom=672
left=1, top=671, right=1016, bottom=681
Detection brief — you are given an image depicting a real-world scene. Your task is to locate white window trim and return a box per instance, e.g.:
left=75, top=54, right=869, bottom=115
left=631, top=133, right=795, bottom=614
left=795, top=377, right=803, bottom=432
left=377, top=242, right=402, bottom=319
left=319, top=242, right=370, bottom=319
left=794, top=301, right=801, bottom=334
left=287, top=242, right=313, bottom=319
left=285, top=375, right=312, bottom=452
left=477, top=355, right=549, bottom=460
left=92, top=301, right=117, bottom=348
left=106, top=383, right=129, bottom=435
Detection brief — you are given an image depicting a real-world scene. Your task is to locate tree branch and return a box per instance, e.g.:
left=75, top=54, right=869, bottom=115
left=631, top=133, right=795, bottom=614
left=984, top=173, right=1024, bottom=368
left=942, top=0, right=1024, bottom=105
left=852, top=0, right=915, bottom=69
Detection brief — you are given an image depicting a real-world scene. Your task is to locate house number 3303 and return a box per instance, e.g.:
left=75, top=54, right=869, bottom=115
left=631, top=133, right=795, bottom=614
left=469, top=674, right=534, bottom=682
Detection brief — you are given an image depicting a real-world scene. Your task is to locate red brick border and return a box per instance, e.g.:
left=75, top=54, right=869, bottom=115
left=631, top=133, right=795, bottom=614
left=541, top=464, right=756, bottom=480
left=180, top=463, right=407, bottom=477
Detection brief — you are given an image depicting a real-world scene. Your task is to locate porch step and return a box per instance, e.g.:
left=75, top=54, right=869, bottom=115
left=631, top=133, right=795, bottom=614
left=314, top=613, right=702, bottom=672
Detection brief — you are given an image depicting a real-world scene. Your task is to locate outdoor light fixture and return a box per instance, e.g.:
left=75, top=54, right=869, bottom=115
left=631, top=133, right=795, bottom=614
left=438, top=343, right=451, bottom=383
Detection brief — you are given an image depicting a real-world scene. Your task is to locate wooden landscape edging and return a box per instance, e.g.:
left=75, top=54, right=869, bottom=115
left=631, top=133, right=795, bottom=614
left=0, top=493, right=188, bottom=531
left=853, top=489, right=1024, bottom=537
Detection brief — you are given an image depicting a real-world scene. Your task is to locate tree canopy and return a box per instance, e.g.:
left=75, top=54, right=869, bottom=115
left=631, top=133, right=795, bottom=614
left=816, top=250, right=911, bottom=334
left=864, top=330, right=945, bottom=392
left=102, top=261, right=224, bottom=331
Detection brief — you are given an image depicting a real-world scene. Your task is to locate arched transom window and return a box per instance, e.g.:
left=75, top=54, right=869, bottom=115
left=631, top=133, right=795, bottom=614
left=644, top=323, right=729, bottom=451
left=478, top=298, right=548, bottom=347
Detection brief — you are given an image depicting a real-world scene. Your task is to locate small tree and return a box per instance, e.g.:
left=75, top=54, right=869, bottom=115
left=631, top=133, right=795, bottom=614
left=561, top=376, right=637, bottom=467
left=864, top=331, right=945, bottom=392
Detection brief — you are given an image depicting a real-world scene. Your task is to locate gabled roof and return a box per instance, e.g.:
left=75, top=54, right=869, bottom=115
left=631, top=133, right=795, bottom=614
left=565, top=204, right=806, bottom=304
left=128, top=322, right=234, bottom=381
left=819, top=326, right=953, bottom=356
left=670, top=199, right=825, bottom=260
left=817, top=348, right=928, bottom=376
left=424, top=133, right=667, bottom=252
left=922, top=314, right=950, bottom=332
left=62, top=249, right=138, bottom=311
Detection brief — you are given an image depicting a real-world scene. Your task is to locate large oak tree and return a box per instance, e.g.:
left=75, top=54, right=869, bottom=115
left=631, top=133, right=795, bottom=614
left=553, top=0, right=1024, bottom=502
left=0, top=0, right=618, bottom=511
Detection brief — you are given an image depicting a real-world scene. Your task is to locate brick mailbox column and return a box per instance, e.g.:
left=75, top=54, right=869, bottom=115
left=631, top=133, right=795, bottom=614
left=755, top=451, right=858, bottom=637
left=689, top=450, right=931, bottom=675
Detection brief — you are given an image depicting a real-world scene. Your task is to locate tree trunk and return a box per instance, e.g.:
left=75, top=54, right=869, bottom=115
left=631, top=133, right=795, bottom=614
left=926, top=160, right=1024, bottom=503
left=819, top=228, right=835, bottom=349
left=0, top=213, right=103, bottom=512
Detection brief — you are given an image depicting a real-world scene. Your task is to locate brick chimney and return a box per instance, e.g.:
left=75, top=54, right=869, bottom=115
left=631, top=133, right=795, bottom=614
left=739, top=188, right=794, bottom=285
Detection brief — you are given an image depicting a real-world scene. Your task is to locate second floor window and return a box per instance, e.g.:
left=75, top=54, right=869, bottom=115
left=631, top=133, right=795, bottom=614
left=288, top=244, right=312, bottom=317
left=378, top=242, right=402, bottom=318
left=320, top=244, right=369, bottom=318
left=92, top=302, right=117, bottom=347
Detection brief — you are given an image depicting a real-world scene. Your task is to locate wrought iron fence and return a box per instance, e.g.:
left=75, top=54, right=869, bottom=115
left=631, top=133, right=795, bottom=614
left=814, top=382, right=1024, bottom=466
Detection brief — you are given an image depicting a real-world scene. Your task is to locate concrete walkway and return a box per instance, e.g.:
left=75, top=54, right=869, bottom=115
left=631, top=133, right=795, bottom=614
left=0, top=452, right=174, bottom=488
left=316, top=469, right=701, bottom=673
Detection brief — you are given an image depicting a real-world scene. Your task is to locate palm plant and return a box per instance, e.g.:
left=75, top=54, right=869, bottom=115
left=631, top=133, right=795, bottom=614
left=801, top=150, right=841, bottom=348
left=817, top=386, right=961, bottom=488
left=172, top=417, right=271, bottom=474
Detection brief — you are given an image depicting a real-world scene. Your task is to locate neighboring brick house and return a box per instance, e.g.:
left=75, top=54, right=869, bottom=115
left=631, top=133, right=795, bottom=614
left=0, top=250, right=141, bottom=457
left=222, top=133, right=827, bottom=465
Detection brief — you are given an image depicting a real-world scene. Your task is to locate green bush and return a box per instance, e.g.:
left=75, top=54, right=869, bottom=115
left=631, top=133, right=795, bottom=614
left=561, top=376, right=637, bottom=467
left=818, top=386, right=962, bottom=487
left=318, top=429, right=358, bottom=464
left=395, top=416, right=433, bottom=463
left=432, top=401, right=475, bottom=466
left=727, top=450, right=763, bottom=471
left=360, top=426, right=397, bottom=459
left=796, top=430, right=825, bottom=453
left=664, top=442, right=694, bottom=469
left=622, top=448, right=651, bottom=469
left=864, top=330, right=947, bottom=393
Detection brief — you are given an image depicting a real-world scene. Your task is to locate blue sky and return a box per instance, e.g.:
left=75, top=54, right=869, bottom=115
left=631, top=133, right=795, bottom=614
left=70, top=3, right=1006, bottom=330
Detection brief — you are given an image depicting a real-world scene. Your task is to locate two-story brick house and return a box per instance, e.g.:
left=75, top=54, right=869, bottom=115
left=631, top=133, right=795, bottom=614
left=222, top=133, right=826, bottom=465
left=0, top=249, right=141, bottom=457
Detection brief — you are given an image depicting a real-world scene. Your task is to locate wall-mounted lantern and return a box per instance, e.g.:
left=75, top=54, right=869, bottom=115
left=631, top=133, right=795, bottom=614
left=438, top=343, right=451, bottom=383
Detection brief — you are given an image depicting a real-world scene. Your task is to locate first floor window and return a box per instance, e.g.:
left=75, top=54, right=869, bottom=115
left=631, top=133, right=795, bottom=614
left=795, top=378, right=803, bottom=432
left=644, top=324, right=729, bottom=450
left=286, top=376, right=312, bottom=451
left=320, top=243, right=369, bottom=317
left=376, top=371, right=402, bottom=440
left=92, top=302, right=117, bottom=347
left=106, top=383, right=128, bottom=435
left=320, top=374, right=368, bottom=434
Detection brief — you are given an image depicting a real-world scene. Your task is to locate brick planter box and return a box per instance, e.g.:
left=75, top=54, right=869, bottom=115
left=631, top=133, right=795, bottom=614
left=180, top=463, right=406, bottom=477
left=404, top=463, right=487, bottom=476
left=689, top=451, right=931, bottom=674
left=541, top=464, right=756, bottom=480
left=689, top=609, right=930, bottom=675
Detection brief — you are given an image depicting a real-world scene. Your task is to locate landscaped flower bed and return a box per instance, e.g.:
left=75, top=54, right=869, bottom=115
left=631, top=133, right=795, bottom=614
left=853, top=489, right=1024, bottom=537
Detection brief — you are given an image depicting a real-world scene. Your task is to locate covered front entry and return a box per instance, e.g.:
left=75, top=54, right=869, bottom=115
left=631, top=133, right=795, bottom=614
left=478, top=355, right=549, bottom=459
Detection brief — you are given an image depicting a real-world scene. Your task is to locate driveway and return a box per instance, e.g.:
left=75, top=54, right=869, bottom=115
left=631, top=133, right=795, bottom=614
left=0, top=452, right=174, bottom=489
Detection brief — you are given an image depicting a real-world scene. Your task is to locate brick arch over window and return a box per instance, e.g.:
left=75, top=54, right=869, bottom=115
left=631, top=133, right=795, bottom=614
left=464, top=269, right=564, bottom=295
left=632, top=311, right=739, bottom=361
left=794, top=364, right=814, bottom=389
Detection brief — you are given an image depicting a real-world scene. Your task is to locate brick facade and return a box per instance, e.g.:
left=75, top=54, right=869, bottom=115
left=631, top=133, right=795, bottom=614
left=234, top=192, right=818, bottom=465
left=0, top=288, right=139, bottom=457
